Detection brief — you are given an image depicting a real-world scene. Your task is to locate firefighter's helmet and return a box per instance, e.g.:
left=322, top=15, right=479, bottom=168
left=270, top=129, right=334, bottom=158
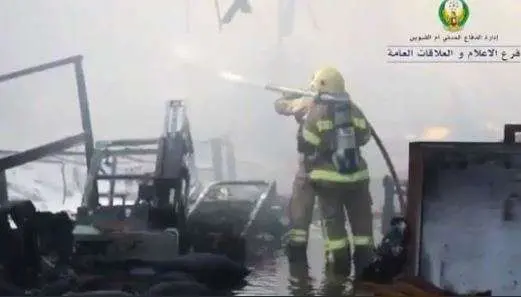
left=309, top=67, right=346, bottom=93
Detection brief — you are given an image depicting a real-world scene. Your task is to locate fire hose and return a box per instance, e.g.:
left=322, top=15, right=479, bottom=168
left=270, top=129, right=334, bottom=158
left=264, top=84, right=407, bottom=214
left=215, top=71, right=406, bottom=214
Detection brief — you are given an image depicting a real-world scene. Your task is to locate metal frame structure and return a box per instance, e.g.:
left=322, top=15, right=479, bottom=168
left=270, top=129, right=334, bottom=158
left=81, top=100, right=191, bottom=209
left=0, top=150, right=85, bottom=203
left=79, top=137, right=237, bottom=208
left=403, top=123, right=521, bottom=276
left=79, top=100, right=237, bottom=210
left=0, top=55, right=95, bottom=205
left=211, top=0, right=319, bottom=40
left=1, top=135, right=236, bottom=209
left=214, top=0, right=252, bottom=31
left=80, top=138, right=160, bottom=209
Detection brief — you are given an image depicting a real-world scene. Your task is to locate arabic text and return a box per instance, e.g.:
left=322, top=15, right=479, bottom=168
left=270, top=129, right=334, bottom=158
left=408, top=33, right=499, bottom=43
left=387, top=46, right=520, bottom=63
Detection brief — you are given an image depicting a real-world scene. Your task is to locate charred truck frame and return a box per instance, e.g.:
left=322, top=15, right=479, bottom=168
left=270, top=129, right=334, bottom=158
left=0, top=57, right=198, bottom=285
left=74, top=99, right=196, bottom=265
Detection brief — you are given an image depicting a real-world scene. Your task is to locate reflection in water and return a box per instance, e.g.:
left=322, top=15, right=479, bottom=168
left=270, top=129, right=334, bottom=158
left=234, top=214, right=383, bottom=295
left=236, top=232, right=356, bottom=296
left=287, top=261, right=314, bottom=296
left=320, top=263, right=353, bottom=296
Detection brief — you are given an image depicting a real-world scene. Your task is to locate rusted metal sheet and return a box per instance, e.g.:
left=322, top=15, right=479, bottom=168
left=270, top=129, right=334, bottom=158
left=404, top=129, right=521, bottom=295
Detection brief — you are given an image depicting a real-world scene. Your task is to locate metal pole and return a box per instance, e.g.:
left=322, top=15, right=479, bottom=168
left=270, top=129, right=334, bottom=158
left=73, top=58, right=95, bottom=167
left=61, top=163, right=68, bottom=204
left=214, top=0, right=223, bottom=32
left=381, top=175, right=396, bottom=234
left=224, top=138, right=237, bottom=180
left=108, top=156, right=118, bottom=206
left=0, top=171, right=7, bottom=205
left=0, top=55, right=80, bottom=83
left=73, top=58, right=99, bottom=201
left=210, top=138, right=224, bottom=180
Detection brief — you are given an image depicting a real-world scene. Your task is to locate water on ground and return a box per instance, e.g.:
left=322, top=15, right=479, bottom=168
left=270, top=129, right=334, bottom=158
left=237, top=222, right=383, bottom=296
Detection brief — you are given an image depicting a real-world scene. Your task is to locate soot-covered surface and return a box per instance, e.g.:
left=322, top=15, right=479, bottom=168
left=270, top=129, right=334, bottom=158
left=421, top=161, right=521, bottom=295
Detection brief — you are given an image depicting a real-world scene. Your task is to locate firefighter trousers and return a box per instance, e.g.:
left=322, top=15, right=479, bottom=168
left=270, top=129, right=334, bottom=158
left=314, top=179, right=374, bottom=276
left=285, top=156, right=316, bottom=261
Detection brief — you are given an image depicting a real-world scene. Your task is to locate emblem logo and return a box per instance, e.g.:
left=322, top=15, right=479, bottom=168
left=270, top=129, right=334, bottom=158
left=438, top=0, right=470, bottom=32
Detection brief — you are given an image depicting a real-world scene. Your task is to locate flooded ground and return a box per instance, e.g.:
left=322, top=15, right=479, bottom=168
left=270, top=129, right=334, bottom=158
left=237, top=222, right=384, bottom=296
left=233, top=179, right=389, bottom=296
left=237, top=229, right=327, bottom=296
left=5, top=163, right=390, bottom=295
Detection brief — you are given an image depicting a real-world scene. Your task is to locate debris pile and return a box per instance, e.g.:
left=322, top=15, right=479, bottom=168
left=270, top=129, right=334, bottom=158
left=187, top=181, right=287, bottom=262
left=358, top=217, right=491, bottom=296
left=358, top=277, right=492, bottom=296
left=0, top=200, right=250, bottom=296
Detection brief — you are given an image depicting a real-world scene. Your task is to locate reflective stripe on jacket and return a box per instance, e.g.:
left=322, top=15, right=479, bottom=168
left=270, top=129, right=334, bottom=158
left=301, top=98, right=371, bottom=183
left=285, top=228, right=308, bottom=245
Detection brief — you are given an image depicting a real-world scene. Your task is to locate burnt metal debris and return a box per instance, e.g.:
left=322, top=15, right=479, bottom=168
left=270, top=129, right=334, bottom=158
left=0, top=57, right=249, bottom=295
left=0, top=56, right=408, bottom=295
left=6, top=55, right=509, bottom=295
left=187, top=180, right=287, bottom=262
left=0, top=55, right=95, bottom=206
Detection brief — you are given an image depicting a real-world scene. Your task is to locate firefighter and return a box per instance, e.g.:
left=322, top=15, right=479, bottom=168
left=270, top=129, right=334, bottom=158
left=273, top=94, right=316, bottom=262
left=301, top=67, right=375, bottom=276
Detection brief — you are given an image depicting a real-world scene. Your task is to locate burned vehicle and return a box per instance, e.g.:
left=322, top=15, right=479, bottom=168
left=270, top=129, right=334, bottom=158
left=187, top=180, right=288, bottom=262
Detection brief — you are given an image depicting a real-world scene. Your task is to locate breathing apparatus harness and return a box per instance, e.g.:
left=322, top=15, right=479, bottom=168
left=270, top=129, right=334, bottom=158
left=303, top=92, right=363, bottom=174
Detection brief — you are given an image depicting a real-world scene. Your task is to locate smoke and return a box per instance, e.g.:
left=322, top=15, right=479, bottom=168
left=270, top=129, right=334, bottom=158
left=173, top=45, right=197, bottom=64
left=171, top=43, right=263, bottom=89
left=0, top=0, right=520, bottom=194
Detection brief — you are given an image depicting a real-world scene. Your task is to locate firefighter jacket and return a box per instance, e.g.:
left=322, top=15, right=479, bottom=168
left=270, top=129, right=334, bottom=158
left=301, top=99, right=371, bottom=183
left=274, top=97, right=315, bottom=153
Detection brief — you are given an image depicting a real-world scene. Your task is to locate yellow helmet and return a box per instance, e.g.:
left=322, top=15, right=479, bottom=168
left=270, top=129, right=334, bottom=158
left=309, top=67, right=346, bottom=93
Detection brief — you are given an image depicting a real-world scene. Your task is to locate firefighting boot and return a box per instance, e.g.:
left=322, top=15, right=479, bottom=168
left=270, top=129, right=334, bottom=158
left=325, top=246, right=352, bottom=276
left=285, top=243, right=308, bottom=263
left=288, top=259, right=313, bottom=296
left=354, top=246, right=376, bottom=279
